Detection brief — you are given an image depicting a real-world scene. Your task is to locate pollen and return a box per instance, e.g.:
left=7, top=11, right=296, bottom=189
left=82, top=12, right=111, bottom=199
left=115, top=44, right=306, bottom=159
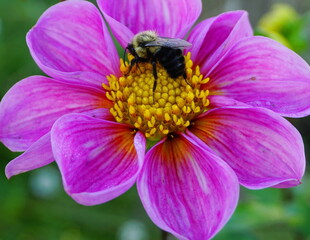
left=104, top=52, right=210, bottom=140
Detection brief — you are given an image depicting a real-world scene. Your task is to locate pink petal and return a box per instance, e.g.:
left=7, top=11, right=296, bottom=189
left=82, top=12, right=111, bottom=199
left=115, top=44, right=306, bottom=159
left=208, top=36, right=310, bottom=117
left=97, top=0, right=202, bottom=47
left=190, top=107, right=306, bottom=189
left=187, top=10, right=253, bottom=75
left=137, top=133, right=239, bottom=240
left=27, top=0, right=119, bottom=88
left=208, top=95, right=250, bottom=109
left=0, top=76, right=110, bottom=151
left=5, top=133, right=54, bottom=179
left=51, top=113, right=146, bottom=206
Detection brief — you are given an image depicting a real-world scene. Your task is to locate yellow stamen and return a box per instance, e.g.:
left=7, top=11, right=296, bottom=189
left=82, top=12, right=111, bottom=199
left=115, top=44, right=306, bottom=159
left=104, top=52, right=210, bottom=140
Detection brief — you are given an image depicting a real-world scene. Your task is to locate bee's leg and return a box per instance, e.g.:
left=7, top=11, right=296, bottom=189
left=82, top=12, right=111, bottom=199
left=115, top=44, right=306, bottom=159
left=183, top=72, right=191, bottom=85
left=125, top=58, right=135, bottom=76
left=151, top=60, right=158, bottom=92
left=153, top=79, right=158, bottom=94
left=136, top=62, right=142, bottom=73
left=126, top=57, right=143, bottom=76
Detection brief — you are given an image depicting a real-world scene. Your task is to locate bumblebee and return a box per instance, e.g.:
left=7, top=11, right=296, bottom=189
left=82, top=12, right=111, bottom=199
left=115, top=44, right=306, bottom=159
left=125, top=31, right=192, bottom=91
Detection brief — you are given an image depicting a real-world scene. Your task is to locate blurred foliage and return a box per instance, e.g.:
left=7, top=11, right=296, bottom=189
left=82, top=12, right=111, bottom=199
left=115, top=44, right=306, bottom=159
left=256, top=3, right=310, bottom=62
left=0, top=0, right=310, bottom=240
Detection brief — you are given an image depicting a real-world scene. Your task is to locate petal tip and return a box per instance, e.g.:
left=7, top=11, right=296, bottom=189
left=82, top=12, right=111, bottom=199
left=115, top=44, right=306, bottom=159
left=273, top=178, right=303, bottom=188
left=5, top=163, right=16, bottom=179
left=5, top=171, right=12, bottom=180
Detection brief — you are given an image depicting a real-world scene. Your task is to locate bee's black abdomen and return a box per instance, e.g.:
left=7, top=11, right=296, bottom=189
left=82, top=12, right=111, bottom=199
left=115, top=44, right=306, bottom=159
left=155, top=47, right=186, bottom=79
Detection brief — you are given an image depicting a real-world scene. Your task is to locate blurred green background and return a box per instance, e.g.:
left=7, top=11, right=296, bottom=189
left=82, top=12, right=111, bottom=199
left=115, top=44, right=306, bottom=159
left=0, top=0, right=310, bottom=239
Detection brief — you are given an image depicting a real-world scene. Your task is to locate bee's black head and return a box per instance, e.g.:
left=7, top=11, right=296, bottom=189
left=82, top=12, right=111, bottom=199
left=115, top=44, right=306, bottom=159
left=123, top=43, right=136, bottom=61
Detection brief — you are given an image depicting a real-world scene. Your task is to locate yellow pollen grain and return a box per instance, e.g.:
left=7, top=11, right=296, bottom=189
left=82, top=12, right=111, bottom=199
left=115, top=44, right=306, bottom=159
left=102, top=83, right=110, bottom=91
left=158, top=98, right=166, bottom=107
left=172, top=105, right=180, bottom=114
left=201, top=77, right=210, bottom=84
left=144, top=109, right=151, bottom=120
left=104, top=52, right=210, bottom=139
left=129, top=105, right=136, bottom=115
left=164, top=113, right=171, bottom=122
left=195, top=66, right=201, bottom=76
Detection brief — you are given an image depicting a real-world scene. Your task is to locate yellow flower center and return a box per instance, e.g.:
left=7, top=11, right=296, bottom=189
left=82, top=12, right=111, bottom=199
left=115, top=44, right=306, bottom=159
left=103, top=52, right=210, bottom=140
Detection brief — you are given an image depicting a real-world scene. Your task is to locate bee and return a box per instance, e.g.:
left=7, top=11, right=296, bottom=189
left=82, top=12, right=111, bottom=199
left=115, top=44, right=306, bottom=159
left=125, top=31, right=192, bottom=91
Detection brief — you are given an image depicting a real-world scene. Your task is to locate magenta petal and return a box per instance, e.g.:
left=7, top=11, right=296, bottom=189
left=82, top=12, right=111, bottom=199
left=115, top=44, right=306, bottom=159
left=97, top=0, right=202, bottom=47
left=0, top=76, right=107, bottom=151
left=51, top=113, right=146, bottom=206
left=208, top=36, right=310, bottom=117
left=187, top=10, right=253, bottom=75
left=137, top=133, right=239, bottom=240
left=191, top=107, right=306, bottom=189
left=208, top=95, right=251, bottom=109
left=27, top=0, right=119, bottom=87
left=5, top=133, right=54, bottom=179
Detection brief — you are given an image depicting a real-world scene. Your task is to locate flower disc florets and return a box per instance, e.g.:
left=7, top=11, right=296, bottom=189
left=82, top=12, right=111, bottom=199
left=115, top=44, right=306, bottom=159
left=104, top=52, right=210, bottom=140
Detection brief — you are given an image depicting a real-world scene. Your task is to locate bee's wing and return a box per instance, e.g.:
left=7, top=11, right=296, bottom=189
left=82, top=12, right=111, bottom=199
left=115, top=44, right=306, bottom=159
left=144, top=37, right=192, bottom=49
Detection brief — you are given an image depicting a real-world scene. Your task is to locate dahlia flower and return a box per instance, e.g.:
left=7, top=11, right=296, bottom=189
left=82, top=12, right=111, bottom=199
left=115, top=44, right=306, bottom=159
left=1, top=0, right=310, bottom=239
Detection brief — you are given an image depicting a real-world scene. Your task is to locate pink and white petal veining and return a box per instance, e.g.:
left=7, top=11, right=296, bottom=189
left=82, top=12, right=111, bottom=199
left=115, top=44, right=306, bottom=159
left=208, top=95, right=251, bottom=109
left=27, top=0, right=120, bottom=88
left=0, top=76, right=109, bottom=152
left=5, top=133, right=54, bottom=179
left=51, top=113, right=146, bottom=206
left=95, top=9, right=134, bottom=49
left=208, top=36, right=310, bottom=117
left=97, top=0, right=202, bottom=48
left=187, top=10, right=253, bottom=75
left=190, top=107, right=305, bottom=189
left=137, top=133, right=239, bottom=240
left=82, top=108, right=115, bottom=122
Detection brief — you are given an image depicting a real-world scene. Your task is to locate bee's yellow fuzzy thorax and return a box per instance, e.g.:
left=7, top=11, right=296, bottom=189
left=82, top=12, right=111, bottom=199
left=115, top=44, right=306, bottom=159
left=103, top=52, right=210, bottom=140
